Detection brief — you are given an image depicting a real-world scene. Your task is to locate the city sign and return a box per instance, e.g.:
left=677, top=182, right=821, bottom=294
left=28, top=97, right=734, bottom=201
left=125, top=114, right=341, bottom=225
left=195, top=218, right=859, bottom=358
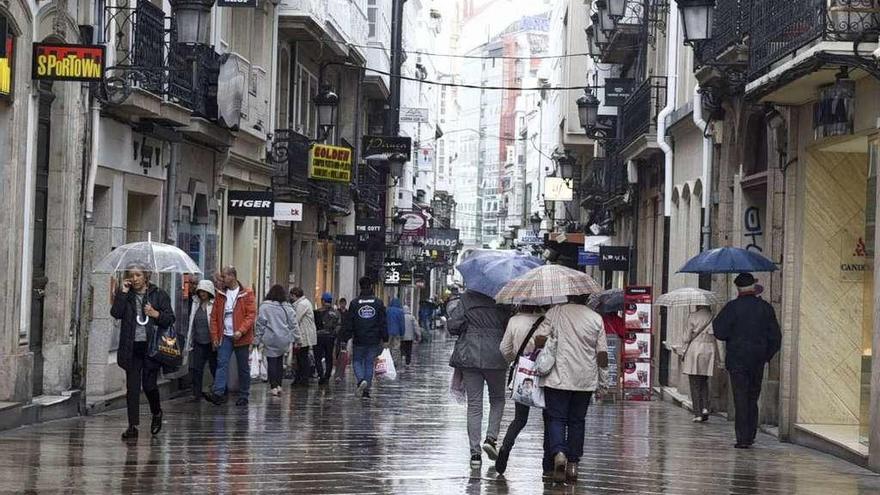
left=32, top=42, right=105, bottom=82
left=308, top=143, right=352, bottom=182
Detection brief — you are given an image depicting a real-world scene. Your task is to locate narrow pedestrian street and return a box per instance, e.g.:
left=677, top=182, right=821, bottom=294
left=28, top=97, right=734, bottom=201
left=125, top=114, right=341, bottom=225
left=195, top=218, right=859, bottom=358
left=0, top=340, right=876, bottom=494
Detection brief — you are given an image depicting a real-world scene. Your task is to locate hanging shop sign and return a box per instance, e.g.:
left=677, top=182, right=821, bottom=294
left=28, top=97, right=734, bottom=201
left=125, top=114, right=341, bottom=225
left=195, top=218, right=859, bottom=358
left=335, top=235, right=359, bottom=257
left=362, top=135, right=412, bottom=157
left=814, top=78, right=855, bottom=139
left=0, top=18, right=12, bottom=97
left=400, top=107, right=430, bottom=123
left=383, top=258, right=404, bottom=286
left=228, top=190, right=274, bottom=217
left=577, top=247, right=600, bottom=267
left=424, top=228, right=460, bottom=251
left=599, top=245, right=630, bottom=271
left=308, top=143, right=352, bottom=182
left=517, top=229, right=545, bottom=245
left=273, top=202, right=303, bottom=222
left=544, top=177, right=573, bottom=201
left=603, top=78, right=634, bottom=107
left=217, top=0, right=258, bottom=6
left=400, top=211, right=428, bottom=239
left=32, top=42, right=105, bottom=82
left=399, top=264, right=413, bottom=285
left=356, top=218, right=385, bottom=236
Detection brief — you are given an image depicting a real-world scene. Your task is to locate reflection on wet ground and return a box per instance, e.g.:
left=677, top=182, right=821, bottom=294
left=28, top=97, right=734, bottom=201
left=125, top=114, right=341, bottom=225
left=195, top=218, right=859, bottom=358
left=1, top=338, right=879, bottom=494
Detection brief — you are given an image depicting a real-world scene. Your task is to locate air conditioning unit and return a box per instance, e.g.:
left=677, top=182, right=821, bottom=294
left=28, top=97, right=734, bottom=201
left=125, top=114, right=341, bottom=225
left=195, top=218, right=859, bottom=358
left=245, top=65, right=268, bottom=136
left=216, top=52, right=250, bottom=130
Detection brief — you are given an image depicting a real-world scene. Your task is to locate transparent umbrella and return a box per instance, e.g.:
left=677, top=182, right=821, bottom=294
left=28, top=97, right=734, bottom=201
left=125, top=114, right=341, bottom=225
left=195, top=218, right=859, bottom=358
left=92, top=233, right=202, bottom=274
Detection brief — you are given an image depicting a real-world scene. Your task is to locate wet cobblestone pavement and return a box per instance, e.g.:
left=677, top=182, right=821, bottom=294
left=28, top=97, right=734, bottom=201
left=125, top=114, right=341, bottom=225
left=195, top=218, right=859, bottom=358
left=1, top=338, right=880, bottom=494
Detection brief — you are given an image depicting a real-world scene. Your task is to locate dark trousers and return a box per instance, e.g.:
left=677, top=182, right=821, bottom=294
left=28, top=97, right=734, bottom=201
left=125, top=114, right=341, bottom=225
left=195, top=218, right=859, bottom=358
left=266, top=356, right=284, bottom=388
left=501, top=402, right=531, bottom=452
left=126, top=342, right=161, bottom=428
left=293, top=346, right=311, bottom=385
left=400, top=340, right=413, bottom=365
left=688, top=375, right=710, bottom=415
left=542, top=387, right=592, bottom=472
left=730, top=366, right=764, bottom=445
left=314, top=335, right=335, bottom=381
left=190, top=342, right=217, bottom=398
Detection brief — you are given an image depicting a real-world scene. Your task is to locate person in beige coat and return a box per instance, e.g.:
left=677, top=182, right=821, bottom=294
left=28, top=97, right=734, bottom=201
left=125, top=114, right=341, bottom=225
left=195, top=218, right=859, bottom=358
left=676, top=305, right=719, bottom=422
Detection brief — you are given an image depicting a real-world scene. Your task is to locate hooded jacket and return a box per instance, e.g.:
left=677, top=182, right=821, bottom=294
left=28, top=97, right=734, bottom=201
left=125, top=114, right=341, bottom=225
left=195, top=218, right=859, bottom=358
left=386, top=297, right=406, bottom=338
left=255, top=301, right=300, bottom=358
left=342, top=290, right=388, bottom=346
left=110, top=284, right=175, bottom=371
left=448, top=290, right=510, bottom=370
left=403, top=305, right=420, bottom=341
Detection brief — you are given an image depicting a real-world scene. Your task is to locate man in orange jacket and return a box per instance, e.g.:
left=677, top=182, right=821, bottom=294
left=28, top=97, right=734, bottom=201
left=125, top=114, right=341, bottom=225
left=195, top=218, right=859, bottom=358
left=208, top=266, right=257, bottom=406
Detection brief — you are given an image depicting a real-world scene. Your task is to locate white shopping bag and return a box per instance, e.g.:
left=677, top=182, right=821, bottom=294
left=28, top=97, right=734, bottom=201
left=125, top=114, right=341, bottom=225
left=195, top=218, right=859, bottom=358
left=449, top=368, right=467, bottom=404
left=249, top=347, right=268, bottom=381
left=374, top=348, right=397, bottom=381
left=510, top=355, right=545, bottom=408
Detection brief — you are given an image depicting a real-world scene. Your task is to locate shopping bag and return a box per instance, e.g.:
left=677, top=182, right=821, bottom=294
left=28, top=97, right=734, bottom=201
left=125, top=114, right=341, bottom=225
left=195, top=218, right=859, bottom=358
left=374, top=348, right=397, bottom=380
left=448, top=368, right=467, bottom=404
left=249, top=347, right=267, bottom=380
left=147, top=326, right=183, bottom=369
left=510, top=355, right=545, bottom=408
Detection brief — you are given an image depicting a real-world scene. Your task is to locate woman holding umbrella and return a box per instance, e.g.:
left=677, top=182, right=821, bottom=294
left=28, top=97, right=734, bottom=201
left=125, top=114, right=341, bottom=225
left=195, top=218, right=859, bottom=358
left=110, top=263, right=175, bottom=440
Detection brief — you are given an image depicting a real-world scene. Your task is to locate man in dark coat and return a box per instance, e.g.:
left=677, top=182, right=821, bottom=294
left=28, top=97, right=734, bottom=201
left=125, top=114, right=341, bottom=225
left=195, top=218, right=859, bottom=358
left=111, top=266, right=175, bottom=440
left=713, top=273, right=782, bottom=449
left=341, top=277, right=387, bottom=398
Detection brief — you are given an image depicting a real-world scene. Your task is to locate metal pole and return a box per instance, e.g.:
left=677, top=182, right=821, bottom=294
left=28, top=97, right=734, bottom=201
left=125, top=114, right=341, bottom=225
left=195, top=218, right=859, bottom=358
left=385, top=0, right=407, bottom=136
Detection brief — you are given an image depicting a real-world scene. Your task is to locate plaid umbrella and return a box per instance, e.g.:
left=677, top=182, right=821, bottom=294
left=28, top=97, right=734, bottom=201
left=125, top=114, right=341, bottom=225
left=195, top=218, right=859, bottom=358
left=495, top=264, right=603, bottom=305
left=655, top=287, right=725, bottom=307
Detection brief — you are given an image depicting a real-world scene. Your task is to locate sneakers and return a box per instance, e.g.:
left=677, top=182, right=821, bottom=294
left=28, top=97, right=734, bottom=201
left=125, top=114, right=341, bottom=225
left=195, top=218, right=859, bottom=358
left=470, top=454, right=482, bottom=469
left=121, top=426, right=138, bottom=440
left=565, top=462, right=578, bottom=482
left=207, top=393, right=226, bottom=405
left=482, top=439, right=499, bottom=460
left=552, top=452, right=567, bottom=482
left=494, top=446, right=510, bottom=475
left=356, top=380, right=368, bottom=397
left=692, top=416, right=702, bottom=423
left=150, top=411, right=163, bottom=435
left=235, top=397, right=249, bottom=406
left=701, top=409, right=710, bottom=422
left=270, top=386, right=282, bottom=396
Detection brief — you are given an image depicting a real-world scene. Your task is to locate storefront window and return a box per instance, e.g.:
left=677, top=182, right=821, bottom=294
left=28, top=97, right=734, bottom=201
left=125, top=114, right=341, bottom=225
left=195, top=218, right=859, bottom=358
left=860, top=139, right=878, bottom=446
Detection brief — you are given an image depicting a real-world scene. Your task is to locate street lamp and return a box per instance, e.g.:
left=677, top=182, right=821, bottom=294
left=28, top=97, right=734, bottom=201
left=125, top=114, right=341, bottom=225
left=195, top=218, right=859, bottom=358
left=556, top=152, right=576, bottom=184
left=388, top=152, right=408, bottom=182
left=591, top=13, right=609, bottom=45
left=678, top=0, right=715, bottom=44
left=607, top=0, right=627, bottom=19
left=392, top=211, right=408, bottom=240
left=577, top=89, right=600, bottom=130
left=585, top=26, right=598, bottom=58
left=313, top=85, right=339, bottom=142
left=595, top=0, right=616, bottom=33
left=170, top=0, right=215, bottom=45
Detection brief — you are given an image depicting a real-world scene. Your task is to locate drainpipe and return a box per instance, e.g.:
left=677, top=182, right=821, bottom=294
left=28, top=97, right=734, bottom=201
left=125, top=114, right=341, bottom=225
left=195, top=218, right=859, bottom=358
left=658, top=0, right=680, bottom=217
left=693, top=84, right=713, bottom=252
left=165, top=142, right=179, bottom=245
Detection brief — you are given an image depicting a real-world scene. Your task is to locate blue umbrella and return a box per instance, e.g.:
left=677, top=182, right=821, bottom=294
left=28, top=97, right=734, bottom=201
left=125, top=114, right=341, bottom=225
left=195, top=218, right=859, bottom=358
left=678, top=247, right=777, bottom=274
left=456, top=252, right=543, bottom=298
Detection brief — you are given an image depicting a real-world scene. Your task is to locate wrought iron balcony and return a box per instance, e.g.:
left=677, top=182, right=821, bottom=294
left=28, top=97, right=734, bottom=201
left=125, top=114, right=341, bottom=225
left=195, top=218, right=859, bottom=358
left=693, top=0, right=749, bottom=69
left=355, top=163, right=383, bottom=213
left=619, top=76, right=667, bottom=152
left=104, top=0, right=221, bottom=119
left=580, top=156, right=628, bottom=209
left=750, top=0, right=880, bottom=77
left=270, top=129, right=312, bottom=198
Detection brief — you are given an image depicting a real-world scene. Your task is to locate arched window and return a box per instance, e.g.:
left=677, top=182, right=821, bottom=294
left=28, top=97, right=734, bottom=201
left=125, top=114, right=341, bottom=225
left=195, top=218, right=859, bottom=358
left=0, top=14, right=15, bottom=97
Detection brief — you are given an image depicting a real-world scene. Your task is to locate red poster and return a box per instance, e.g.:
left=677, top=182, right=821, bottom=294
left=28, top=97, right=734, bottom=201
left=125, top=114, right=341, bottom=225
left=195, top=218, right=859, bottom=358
left=623, top=286, right=653, bottom=401
left=624, top=286, right=652, bottom=330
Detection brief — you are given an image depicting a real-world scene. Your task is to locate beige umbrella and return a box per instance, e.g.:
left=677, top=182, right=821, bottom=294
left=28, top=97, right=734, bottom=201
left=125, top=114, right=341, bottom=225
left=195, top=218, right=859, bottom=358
left=655, top=287, right=725, bottom=307
left=495, top=264, right=603, bottom=305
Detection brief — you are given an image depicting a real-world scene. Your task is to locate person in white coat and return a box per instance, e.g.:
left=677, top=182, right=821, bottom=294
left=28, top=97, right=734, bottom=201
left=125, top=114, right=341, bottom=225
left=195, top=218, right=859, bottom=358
left=185, top=279, right=216, bottom=402
left=675, top=305, right=720, bottom=422
left=290, top=287, right=317, bottom=386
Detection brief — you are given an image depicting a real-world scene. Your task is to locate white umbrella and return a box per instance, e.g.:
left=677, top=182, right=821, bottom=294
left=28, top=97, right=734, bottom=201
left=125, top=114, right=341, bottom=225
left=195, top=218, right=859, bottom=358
left=92, top=232, right=202, bottom=274
left=655, top=287, right=725, bottom=307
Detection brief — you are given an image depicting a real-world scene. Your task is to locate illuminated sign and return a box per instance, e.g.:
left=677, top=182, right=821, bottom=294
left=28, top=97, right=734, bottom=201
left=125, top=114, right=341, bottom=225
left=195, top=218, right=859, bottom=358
left=0, top=18, right=13, bottom=96
left=308, top=143, right=352, bottom=182
left=32, top=43, right=105, bottom=82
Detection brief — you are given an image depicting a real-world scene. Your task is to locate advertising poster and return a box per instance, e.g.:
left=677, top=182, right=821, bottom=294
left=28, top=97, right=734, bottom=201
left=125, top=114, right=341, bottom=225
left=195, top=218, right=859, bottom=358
left=308, top=144, right=352, bottom=182
left=623, top=332, right=651, bottom=360
left=624, top=286, right=652, bottom=330
left=606, top=334, right=620, bottom=394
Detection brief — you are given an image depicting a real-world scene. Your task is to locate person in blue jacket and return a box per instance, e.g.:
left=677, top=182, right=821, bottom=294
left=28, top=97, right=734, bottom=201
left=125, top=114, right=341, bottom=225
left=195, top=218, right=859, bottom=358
left=386, top=297, right=406, bottom=361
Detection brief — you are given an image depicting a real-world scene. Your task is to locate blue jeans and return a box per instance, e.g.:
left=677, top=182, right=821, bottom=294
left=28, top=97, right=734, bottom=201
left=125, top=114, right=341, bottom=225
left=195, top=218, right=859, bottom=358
left=212, top=336, right=250, bottom=398
left=542, top=387, right=592, bottom=471
left=352, top=344, right=383, bottom=390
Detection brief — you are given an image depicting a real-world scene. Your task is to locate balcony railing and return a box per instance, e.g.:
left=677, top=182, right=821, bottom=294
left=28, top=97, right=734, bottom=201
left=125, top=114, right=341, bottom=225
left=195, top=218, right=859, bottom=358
left=619, top=76, right=667, bottom=150
left=270, top=129, right=312, bottom=197
left=750, top=0, right=880, bottom=77
left=694, top=0, right=749, bottom=67
left=580, top=156, right=628, bottom=208
left=104, top=0, right=220, bottom=119
left=356, top=163, right=383, bottom=212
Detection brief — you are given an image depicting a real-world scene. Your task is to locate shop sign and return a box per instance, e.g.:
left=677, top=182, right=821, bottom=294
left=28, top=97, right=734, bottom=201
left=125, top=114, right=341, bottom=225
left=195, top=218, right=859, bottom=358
left=32, top=42, right=105, bottom=82
left=273, top=202, right=302, bottom=221
left=577, top=247, right=600, bottom=266
left=840, top=229, right=867, bottom=282
left=217, top=0, right=257, bottom=6
left=400, top=211, right=427, bottom=239
left=400, top=107, right=429, bottom=123
left=603, top=78, right=634, bottom=107
left=228, top=190, right=274, bottom=217
left=335, top=235, right=359, bottom=257
left=517, top=229, right=544, bottom=245
left=599, top=246, right=630, bottom=272
left=363, top=135, right=412, bottom=157
left=424, top=228, right=459, bottom=251
left=356, top=218, right=385, bottom=236
left=308, top=143, right=352, bottom=183
left=384, top=258, right=404, bottom=286
left=399, top=264, right=413, bottom=285
left=0, top=18, right=13, bottom=97
left=544, top=177, right=573, bottom=201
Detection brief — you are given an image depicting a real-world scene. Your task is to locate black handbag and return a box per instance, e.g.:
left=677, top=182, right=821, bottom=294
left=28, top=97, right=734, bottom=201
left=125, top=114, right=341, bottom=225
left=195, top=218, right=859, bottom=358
left=148, top=324, right=183, bottom=368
